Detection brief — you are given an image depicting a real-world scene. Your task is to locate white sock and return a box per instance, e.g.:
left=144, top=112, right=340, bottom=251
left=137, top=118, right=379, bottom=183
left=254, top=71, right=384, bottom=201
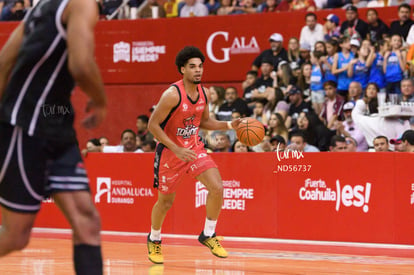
left=150, top=227, right=161, bottom=241
left=203, top=218, right=217, bottom=237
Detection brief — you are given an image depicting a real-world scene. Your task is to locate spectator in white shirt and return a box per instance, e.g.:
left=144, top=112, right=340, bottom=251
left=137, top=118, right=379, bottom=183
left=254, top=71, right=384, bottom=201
left=351, top=99, right=410, bottom=149
left=336, top=101, right=369, bottom=151
left=86, top=129, right=143, bottom=153
left=179, top=0, right=208, bottom=17
left=299, top=12, right=324, bottom=51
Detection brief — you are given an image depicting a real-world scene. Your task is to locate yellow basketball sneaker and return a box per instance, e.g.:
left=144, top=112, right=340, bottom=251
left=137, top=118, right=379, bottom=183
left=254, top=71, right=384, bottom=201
left=147, top=234, right=164, bottom=264
left=198, top=232, right=228, bottom=258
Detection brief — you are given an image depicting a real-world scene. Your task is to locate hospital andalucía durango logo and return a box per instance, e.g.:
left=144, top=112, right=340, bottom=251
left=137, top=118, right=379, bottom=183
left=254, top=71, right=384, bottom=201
left=299, top=178, right=372, bottom=213
left=95, top=177, right=154, bottom=204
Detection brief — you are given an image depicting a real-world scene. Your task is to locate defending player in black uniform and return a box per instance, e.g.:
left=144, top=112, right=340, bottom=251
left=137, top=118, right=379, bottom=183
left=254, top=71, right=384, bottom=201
left=0, top=0, right=106, bottom=274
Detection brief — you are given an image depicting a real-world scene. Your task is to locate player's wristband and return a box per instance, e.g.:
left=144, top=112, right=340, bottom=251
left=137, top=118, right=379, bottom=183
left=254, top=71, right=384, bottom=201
left=227, top=121, right=233, bottom=130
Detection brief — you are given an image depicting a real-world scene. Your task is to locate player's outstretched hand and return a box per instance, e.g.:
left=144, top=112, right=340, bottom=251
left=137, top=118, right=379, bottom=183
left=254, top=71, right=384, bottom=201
left=230, top=118, right=242, bottom=130
left=82, top=100, right=107, bottom=129
left=173, top=147, right=197, bottom=162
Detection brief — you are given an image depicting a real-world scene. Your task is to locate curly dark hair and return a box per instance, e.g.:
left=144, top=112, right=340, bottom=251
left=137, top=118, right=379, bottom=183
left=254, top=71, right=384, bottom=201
left=175, top=46, right=205, bottom=74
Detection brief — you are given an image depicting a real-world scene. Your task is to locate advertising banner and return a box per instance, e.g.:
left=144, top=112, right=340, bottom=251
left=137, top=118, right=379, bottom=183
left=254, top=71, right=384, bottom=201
left=32, top=152, right=414, bottom=245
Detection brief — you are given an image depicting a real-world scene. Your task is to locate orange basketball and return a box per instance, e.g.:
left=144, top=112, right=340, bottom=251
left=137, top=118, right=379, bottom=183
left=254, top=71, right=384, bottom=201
left=236, top=118, right=265, bottom=147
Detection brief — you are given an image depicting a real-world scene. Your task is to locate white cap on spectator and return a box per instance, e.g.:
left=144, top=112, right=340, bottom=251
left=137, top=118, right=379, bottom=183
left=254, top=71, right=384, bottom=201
left=277, top=60, right=288, bottom=70
left=300, top=42, right=311, bottom=51
left=343, top=101, right=355, bottom=111
left=269, top=33, right=283, bottom=42
left=350, top=39, right=360, bottom=47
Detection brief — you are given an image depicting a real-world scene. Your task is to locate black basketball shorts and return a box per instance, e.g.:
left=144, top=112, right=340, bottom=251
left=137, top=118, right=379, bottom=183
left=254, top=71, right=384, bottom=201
left=0, top=122, right=90, bottom=213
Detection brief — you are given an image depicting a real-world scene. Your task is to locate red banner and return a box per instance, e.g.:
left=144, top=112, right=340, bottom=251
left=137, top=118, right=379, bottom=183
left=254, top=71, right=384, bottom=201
left=32, top=152, right=414, bottom=245
left=93, top=7, right=399, bottom=84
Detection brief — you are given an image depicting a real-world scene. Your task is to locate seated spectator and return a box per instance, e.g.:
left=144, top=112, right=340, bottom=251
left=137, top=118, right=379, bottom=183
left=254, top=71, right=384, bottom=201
left=136, top=115, right=154, bottom=142
left=251, top=101, right=269, bottom=125
left=270, top=135, right=286, bottom=151
left=89, top=129, right=143, bottom=153
left=205, top=0, right=220, bottom=14
left=259, top=0, right=278, bottom=12
left=217, top=86, right=250, bottom=121
left=390, top=4, right=413, bottom=41
left=267, top=112, right=289, bottom=142
left=288, top=130, right=320, bottom=152
left=232, top=139, right=250, bottom=152
left=300, top=13, right=324, bottom=51
left=287, top=37, right=301, bottom=69
left=329, top=135, right=348, bottom=151
left=99, top=136, right=109, bottom=146
left=400, top=78, right=414, bottom=102
left=323, top=14, right=341, bottom=41
left=179, top=0, right=208, bottom=17
left=101, top=0, right=123, bottom=17
left=383, top=34, right=406, bottom=95
left=250, top=59, right=276, bottom=104
left=390, top=133, right=405, bottom=152
left=141, top=140, right=156, bottom=152
left=297, top=111, right=335, bottom=151
left=209, top=86, right=225, bottom=117
left=213, top=131, right=231, bottom=152
left=81, top=138, right=101, bottom=157
left=320, top=81, right=345, bottom=129
left=137, top=0, right=166, bottom=18
left=289, top=0, right=316, bottom=12
left=373, top=135, right=390, bottom=152
left=348, top=0, right=368, bottom=8
left=275, top=61, right=296, bottom=94
left=216, top=0, right=234, bottom=15
left=340, top=5, right=369, bottom=39
left=164, top=0, right=180, bottom=18
left=367, top=0, right=385, bottom=7
left=1, top=0, right=25, bottom=21
left=395, top=130, right=414, bottom=152
left=352, top=99, right=410, bottom=149
left=298, top=43, right=311, bottom=67
left=296, top=63, right=312, bottom=100
left=366, top=9, right=390, bottom=43
left=336, top=101, right=369, bottom=151
left=252, top=33, right=288, bottom=72
left=345, top=136, right=358, bottom=151
left=365, top=83, right=379, bottom=115
left=285, top=86, right=312, bottom=129
left=242, top=70, right=258, bottom=109
left=231, top=0, right=257, bottom=14
left=347, top=81, right=363, bottom=102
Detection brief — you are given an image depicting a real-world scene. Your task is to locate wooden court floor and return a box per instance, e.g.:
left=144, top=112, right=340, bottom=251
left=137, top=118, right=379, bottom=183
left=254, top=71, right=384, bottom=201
left=0, top=230, right=413, bottom=275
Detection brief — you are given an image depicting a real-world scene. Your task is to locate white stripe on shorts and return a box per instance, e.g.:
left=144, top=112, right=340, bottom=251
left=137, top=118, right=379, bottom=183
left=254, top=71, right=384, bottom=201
left=0, top=196, right=41, bottom=211
left=0, top=127, right=18, bottom=183
left=48, top=176, right=89, bottom=183
left=17, top=128, right=44, bottom=201
left=49, top=183, right=88, bottom=190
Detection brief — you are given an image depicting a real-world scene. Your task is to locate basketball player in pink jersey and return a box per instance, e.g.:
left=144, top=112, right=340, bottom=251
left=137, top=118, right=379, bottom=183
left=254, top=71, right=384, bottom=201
left=147, top=46, right=240, bottom=264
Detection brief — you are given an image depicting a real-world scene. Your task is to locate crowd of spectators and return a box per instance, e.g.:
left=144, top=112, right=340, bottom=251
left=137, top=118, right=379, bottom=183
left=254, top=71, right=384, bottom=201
left=80, top=4, right=414, bottom=154
left=198, top=4, right=414, bottom=153
left=95, top=0, right=414, bottom=20
left=6, top=1, right=411, bottom=153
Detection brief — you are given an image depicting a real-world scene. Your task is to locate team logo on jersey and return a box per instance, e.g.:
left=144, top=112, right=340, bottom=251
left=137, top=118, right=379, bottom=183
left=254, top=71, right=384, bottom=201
left=183, top=103, right=188, bottom=112
left=176, top=115, right=198, bottom=139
